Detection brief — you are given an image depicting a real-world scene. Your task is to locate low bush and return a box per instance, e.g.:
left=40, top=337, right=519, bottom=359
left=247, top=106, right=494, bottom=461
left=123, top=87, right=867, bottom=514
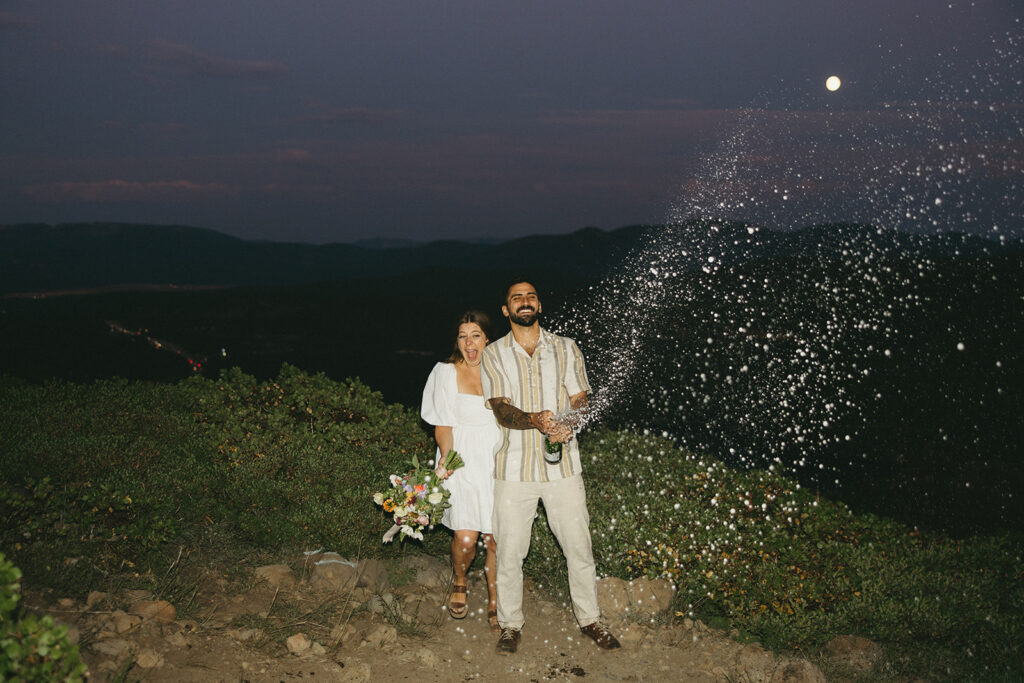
left=523, top=429, right=1022, bottom=681
left=0, top=553, right=87, bottom=682
left=1, top=371, right=1019, bottom=680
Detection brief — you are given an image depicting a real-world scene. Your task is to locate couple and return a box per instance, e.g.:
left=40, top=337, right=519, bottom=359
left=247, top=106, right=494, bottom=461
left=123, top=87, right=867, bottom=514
left=420, top=279, right=620, bottom=655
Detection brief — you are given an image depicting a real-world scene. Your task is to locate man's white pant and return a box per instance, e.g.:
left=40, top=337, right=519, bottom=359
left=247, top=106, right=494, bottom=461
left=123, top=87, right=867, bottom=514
left=492, top=473, right=600, bottom=630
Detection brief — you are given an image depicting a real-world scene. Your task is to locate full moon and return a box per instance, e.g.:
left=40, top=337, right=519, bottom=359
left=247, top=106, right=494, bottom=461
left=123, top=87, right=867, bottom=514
left=825, top=75, right=842, bottom=92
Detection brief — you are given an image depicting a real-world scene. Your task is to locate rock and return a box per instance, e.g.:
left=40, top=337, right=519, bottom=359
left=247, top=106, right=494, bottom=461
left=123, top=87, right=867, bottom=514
left=414, top=566, right=447, bottom=589
left=57, top=597, right=75, bottom=609
left=356, top=558, right=390, bottom=591
left=92, top=638, right=131, bottom=657
left=367, top=592, right=399, bottom=615
left=363, top=624, right=398, bottom=648
left=311, top=641, right=327, bottom=656
left=227, top=628, right=264, bottom=642
left=617, top=624, right=646, bottom=647
left=105, top=610, right=142, bottom=635
left=825, top=634, right=884, bottom=672
left=771, top=658, right=827, bottom=683
left=731, top=643, right=777, bottom=683
left=255, top=563, right=297, bottom=589
left=311, top=556, right=360, bottom=592
left=330, top=623, right=360, bottom=645
left=86, top=591, right=108, bottom=609
left=596, top=576, right=632, bottom=620
left=130, top=599, right=176, bottom=623
left=337, top=661, right=372, bottom=682
left=596, top=576, right=677, bottom=621
left=136, top=649, right=164, bottom=669
left=286, top=633, right=311, bottom=655
left=166, top=631, right=188, bottom=647
left=415, top=646, right=441, bottom=669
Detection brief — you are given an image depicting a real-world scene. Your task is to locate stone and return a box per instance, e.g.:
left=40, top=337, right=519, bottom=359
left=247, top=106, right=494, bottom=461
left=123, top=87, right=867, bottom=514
left=731, top=643, right=777, bottom=683
left=57, top=597, right=75, bottom=609
left=107, top=610, right=142, bottom=634
left=825, top=634, right=884, bottom=672
left=227, top=628, right=263, bottom=642
left=255, top=563, right=297, bottom=589
left=367, top=592, right=399, bottom=615
left=415, top=646, right=441, bottom=669
left=166, top=631, right=188, bottom=647
left=311, top=641, right=327, bottom=656
left=92, top=638, right=131, bottom=657
left=337, top=661, right=372, bottom=682
left=286, top=633, right=311, bottom=655
left=617, top=624, right=645, bottom=646
left=86, top=591, right=108, bottom=609
left=330, top=623, right=360, bottom=645
left=311, top=557, right=360, bottom=592
left=414, top=566, right=447, bottom=590
left=770, top=658, right=827, bottom=683
left=363, top=624, right=398, bottom=648
left=136, top=649, right=164, bottom=669
left=130, top=599, right=176, bottom=623
left=356, top=558, right=390, bottom=591
left=596, top=576, right=677, bottom=621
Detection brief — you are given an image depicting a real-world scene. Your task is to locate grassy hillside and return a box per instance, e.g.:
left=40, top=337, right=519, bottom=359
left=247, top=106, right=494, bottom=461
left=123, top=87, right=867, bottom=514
left=1, top=369, right=1020, bottom=680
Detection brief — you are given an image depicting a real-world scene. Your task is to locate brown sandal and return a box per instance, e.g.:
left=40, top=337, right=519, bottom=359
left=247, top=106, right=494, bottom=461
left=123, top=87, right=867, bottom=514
left=448, top=584, right=468, bottom=619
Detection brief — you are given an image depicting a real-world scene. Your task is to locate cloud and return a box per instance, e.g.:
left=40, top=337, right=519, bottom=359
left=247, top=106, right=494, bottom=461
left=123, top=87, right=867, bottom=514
left=0, top=11, right=35, bottom=29
left=295, top=106, right=405, bottom=125
left=21, top=180, right=239, bottom=203
left=138, top=39, right=288, bottom=80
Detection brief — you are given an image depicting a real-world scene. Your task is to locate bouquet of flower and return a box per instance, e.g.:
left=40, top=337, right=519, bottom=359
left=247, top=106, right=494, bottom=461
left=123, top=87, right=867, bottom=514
left=374, top=452, right=464, bottom=543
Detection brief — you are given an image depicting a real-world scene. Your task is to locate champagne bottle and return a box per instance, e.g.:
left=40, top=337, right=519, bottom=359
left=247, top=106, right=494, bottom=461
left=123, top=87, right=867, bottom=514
left=543, top=435, right=562, bottom=464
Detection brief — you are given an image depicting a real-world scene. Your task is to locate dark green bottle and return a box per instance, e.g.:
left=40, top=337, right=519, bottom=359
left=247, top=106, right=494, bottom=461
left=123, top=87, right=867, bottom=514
left=543, top=435, right=562, bottom=464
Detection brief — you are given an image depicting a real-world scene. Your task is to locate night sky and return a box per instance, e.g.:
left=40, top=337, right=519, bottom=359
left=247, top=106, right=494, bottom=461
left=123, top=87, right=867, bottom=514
left=1, top=1, right=1020, bottom=244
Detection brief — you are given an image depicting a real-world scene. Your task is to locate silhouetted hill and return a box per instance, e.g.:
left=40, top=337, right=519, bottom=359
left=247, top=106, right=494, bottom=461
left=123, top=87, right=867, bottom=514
left=2, top=221, right=1018, bottom=295
left=0, top=222, right=648, bottom=294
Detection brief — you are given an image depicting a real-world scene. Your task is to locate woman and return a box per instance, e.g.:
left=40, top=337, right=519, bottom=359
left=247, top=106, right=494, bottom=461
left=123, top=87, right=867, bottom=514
left=420, top=311, right=501, bottom=632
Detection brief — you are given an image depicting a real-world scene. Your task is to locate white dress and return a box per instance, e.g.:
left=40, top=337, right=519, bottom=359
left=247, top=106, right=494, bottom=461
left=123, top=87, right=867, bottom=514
left=421, top=362, right=501, bottom=534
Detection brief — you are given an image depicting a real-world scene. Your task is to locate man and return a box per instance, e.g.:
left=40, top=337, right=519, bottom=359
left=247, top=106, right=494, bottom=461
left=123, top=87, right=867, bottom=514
left=480, top=279, right=620, bottom=655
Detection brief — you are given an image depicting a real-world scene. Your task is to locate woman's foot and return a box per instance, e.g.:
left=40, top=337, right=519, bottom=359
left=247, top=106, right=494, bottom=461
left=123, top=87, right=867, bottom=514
left=448, top=583, right=468, bottom=619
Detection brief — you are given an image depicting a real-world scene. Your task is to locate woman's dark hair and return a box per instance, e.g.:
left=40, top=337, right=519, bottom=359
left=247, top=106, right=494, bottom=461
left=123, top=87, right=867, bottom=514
left=446, top=310, right=494, bottom=363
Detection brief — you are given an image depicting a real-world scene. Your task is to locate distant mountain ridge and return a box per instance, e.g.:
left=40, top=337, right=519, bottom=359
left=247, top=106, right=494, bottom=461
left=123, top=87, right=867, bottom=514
left=1, top=221, right=1018, bottom=295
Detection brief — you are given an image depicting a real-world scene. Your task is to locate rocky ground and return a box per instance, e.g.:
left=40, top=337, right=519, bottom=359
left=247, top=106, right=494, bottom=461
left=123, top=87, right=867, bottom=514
left=29, top=551, right=887, bottom=682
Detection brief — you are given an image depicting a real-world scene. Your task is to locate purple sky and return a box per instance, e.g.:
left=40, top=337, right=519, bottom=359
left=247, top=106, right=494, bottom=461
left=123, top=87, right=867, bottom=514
left=1, top=1, right=1020, bottom=243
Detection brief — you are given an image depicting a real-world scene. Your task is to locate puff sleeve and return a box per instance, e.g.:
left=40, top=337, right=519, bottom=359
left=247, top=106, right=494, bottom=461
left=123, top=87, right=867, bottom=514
left=420, top=362, right=455, bottom=426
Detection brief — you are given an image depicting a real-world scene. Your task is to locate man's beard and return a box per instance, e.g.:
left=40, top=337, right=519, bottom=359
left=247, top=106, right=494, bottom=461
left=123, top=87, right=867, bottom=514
left=508, top=306, right=540, bottom=327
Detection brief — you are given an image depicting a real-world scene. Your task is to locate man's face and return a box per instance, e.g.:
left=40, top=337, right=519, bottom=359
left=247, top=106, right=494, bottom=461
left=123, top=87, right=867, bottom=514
left=503, top=282, right=541, bottom=327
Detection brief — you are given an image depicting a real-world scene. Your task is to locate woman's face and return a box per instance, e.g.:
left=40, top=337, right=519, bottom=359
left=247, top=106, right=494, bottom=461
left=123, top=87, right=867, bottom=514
left=457, top=322, right=488, bottom=365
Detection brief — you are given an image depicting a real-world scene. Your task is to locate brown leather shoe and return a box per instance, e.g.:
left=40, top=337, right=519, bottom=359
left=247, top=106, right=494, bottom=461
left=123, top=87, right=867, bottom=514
left=580, top=622, right=621, bottom=649
left=496, top=626, right=521, bottom=654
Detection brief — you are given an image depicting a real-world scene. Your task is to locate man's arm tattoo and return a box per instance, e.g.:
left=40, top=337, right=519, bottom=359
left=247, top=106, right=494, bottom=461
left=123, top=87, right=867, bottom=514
left=489, top=397, right=536, bottom=430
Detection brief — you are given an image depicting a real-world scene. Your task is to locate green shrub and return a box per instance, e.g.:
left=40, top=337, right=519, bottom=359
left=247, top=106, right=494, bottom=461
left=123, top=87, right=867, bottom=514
left=522, top=429, right=1023, bottom=681
left=0, top=553, right=87, bottom=682
left=2, top=372, right=1020, bottom=681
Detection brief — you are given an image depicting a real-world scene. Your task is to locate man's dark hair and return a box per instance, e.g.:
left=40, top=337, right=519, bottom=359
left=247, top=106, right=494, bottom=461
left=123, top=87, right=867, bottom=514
left=446, top=310, right=494, bottom=363
left=501, top=278, right=540, bottom=307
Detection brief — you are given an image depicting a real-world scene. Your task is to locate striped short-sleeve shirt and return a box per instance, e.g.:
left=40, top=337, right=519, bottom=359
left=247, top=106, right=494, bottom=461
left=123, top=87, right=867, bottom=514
left=480, top=327, right=591, bottom=482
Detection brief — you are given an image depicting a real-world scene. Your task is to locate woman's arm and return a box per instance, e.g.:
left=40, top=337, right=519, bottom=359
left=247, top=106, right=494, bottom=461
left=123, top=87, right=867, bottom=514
left=434, top=425, right=454, bottom=478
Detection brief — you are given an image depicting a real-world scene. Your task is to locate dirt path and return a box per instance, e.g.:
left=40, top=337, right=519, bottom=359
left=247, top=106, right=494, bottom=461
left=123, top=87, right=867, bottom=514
left=40, top=555, right=827, bottom=682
